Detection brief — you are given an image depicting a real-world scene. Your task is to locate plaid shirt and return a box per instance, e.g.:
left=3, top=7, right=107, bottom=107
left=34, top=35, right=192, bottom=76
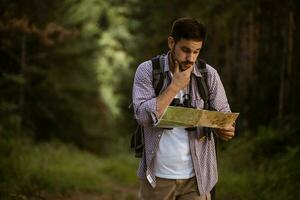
left=132, top=53, right=231, bottom=194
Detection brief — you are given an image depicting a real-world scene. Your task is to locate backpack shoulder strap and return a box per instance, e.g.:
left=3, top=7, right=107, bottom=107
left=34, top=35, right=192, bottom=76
left=196, top=59, right=210, bottom=109
left=151, top=55, right=165, bottom=96
left=128, top=55, right=164, bottom=110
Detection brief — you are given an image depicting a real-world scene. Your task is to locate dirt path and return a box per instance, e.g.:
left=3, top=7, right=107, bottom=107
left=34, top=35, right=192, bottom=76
left=46, top=185, right=139, bottom=200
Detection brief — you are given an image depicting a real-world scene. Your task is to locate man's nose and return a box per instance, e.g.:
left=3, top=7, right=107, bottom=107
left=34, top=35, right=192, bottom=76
left=186, top=53, right=196, bottom=62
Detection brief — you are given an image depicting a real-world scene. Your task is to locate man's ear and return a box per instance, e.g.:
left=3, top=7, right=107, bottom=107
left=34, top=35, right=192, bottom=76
left=168, top=36, right=175, bottom=50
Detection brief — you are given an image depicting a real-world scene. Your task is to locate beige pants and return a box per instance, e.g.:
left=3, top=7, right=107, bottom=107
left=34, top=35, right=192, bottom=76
left=139, top=176, right=211, bottom=200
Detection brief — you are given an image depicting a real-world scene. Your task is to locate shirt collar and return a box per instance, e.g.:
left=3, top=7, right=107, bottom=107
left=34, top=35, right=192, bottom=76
left=163, top=52, right=202, bottom=77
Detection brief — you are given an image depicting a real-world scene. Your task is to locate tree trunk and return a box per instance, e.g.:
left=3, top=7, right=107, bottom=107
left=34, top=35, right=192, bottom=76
left=19, top=35, right=26, bottom=135
left=278, top=10, right=294, bottom=118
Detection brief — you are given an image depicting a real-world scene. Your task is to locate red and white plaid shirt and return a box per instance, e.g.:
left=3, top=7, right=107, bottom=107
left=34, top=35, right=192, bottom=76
left=132, top=53, right=231, bottom=194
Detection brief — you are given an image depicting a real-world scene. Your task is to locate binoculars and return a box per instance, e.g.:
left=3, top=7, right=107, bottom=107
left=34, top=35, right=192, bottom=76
left=170, top=95, right=192, bottom=108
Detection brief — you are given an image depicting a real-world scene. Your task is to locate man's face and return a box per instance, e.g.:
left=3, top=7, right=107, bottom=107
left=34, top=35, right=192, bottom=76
left=168, top=37, right=203, bottom=71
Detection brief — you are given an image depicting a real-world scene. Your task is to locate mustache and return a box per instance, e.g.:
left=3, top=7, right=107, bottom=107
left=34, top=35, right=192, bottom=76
left=181, top=61, right=194, bottom=66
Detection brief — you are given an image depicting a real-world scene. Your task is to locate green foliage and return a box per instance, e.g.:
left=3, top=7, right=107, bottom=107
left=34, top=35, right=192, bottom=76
left=0, top=135, right=139, bottom=199
left=96, top=4, right=133, bottom=117
left=218, top=125, right=300, bottom=200
left=0, top=0, right=134, bottom=151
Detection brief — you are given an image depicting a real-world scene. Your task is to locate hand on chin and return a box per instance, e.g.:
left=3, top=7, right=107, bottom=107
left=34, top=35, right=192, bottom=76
left=180, top=65, right=193, bottom=71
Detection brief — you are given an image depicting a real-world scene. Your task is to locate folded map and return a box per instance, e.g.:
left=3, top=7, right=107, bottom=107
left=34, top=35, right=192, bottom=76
left=155, top=106, right=239, bottom=129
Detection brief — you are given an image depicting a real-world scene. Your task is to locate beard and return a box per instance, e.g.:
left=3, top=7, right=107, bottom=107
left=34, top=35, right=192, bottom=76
left=179, top=61, right=194, bottom=71
left=171, top=50, right=194, bottom=71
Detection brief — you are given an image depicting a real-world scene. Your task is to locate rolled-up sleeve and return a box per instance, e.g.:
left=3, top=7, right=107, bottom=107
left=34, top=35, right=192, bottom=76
left=132, top=61, right=159, bottom=126
left=207, top=65, right=231, bottom=113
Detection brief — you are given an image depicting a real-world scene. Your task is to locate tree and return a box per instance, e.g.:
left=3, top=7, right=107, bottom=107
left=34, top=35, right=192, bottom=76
left=0, top=0, right=134, bottom=153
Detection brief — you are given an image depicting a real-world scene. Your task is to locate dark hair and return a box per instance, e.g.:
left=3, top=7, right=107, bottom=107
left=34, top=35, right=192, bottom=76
left=170, top=17, right=206, bottom=42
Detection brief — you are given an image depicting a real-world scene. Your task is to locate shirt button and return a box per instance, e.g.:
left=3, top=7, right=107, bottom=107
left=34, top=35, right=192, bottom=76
left=151, top=151, right=154, bottom=154
left=158, top=134, right=161, bottom=137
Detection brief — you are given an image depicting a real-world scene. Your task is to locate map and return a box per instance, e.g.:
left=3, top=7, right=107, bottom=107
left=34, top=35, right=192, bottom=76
left=155, top=106, right=239, bottom=128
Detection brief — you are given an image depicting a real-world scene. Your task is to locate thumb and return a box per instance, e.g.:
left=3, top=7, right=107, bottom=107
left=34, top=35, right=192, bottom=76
left=174, top=60, right=180, bottom=73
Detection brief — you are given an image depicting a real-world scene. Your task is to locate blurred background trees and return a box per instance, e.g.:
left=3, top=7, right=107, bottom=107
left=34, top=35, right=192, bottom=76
left=0, top=0, right=299, bottom=199
left=0, top=0, right=134, bottom=153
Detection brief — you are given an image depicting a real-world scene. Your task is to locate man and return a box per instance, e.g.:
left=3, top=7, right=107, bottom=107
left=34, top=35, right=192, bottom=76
left=132, top=17, right=235, bottom=200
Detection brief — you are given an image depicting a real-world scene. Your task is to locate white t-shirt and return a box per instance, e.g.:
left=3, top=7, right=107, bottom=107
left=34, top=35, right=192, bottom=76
left=154, top=90, right=195, bottom=179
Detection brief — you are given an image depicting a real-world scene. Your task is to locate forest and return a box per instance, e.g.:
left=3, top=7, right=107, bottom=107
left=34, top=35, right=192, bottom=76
left=0, top=0, right=299, bottom=199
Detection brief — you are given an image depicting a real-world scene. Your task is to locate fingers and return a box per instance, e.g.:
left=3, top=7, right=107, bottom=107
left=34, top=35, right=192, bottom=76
left=218, top=134, right=233, bottom=141
left=217, top=125, right=235, bottom=141
left=218, top=132, right=234, bottom=141
left=219, top=125, right=235, bottom=132
left=171, top=61, right=193, bottom=91
left=174, top=60, right=180, bottom=73
left=186, top=65, right=194, bottom=73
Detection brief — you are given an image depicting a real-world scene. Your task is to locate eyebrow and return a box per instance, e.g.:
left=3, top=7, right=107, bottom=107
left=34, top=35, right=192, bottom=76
left=182, top=46, right=201, bottom=51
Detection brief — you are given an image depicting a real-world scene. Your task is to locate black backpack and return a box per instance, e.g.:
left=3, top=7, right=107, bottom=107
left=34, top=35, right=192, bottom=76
left=130, top=54, right=218, bottom=199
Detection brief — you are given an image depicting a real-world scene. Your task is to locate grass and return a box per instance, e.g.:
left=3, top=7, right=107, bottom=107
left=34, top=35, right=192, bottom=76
left=0, top=136, right=139, bottom=199
left=1, top=125, right=299, bottom=200
left=217, top=126, right=300, bottom=200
